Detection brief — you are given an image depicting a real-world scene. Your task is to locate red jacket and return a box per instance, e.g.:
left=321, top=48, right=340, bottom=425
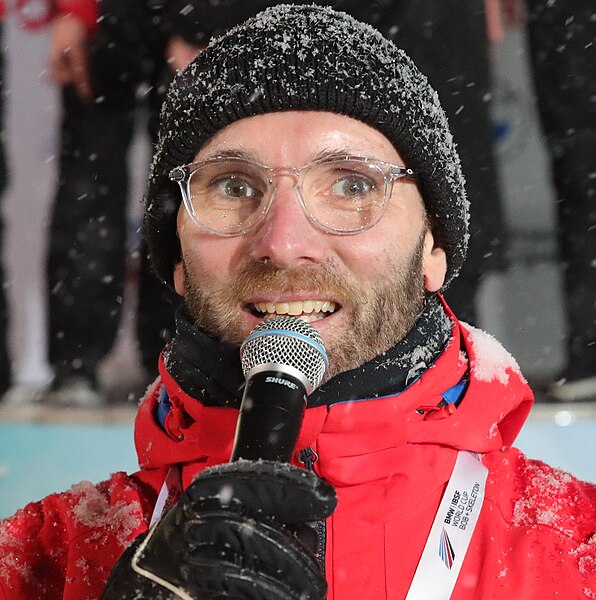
left=54, top=0, right=97, bottom=31
left=14, top=0, right=97, bottom=32
left=1, top=316, right=595, bottom=599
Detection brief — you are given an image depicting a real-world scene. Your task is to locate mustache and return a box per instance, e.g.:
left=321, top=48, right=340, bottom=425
left=225, top=261, right=355, bottom=304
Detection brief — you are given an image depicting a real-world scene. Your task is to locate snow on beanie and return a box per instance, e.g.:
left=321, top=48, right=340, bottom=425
left=145, top=3, right=469, bottom=288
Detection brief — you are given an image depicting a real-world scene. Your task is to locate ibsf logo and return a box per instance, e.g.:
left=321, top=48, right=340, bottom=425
left=439, top=528, right=456, bottom=570
left=265, top=376, right=298, bottom=390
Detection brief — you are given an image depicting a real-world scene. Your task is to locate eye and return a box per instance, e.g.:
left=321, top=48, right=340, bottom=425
left=213, top=175, right=261, bottom=199
left=330, top=175, right=375, bottom=197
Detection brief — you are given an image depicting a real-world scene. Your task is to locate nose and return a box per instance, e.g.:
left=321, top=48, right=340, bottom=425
left=248, top=177, right=327, bottom=268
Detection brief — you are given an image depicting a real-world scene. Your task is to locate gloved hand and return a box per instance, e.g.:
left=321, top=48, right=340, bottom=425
left=101, top=460, right=337, bottom=599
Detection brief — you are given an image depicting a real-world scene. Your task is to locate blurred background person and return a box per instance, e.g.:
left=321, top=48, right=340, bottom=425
left=526, top=0, right=596, bottom=402
left=43, top=0, right=284, bottom=406
left=491, top=0, right=596, bottom=401
left=0, top=0, right=11, bottom=397
left=45, top=0, right=176, bottom=405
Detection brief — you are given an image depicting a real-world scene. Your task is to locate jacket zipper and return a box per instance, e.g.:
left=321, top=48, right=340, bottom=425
left=299, top=446, right=327, bottom=576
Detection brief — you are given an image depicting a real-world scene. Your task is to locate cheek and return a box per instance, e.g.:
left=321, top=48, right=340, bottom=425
left=333, top=210, right=424, bottom=280
left=179, top=232, right=244, bottom=284
left=334, top=235, right=399, bottom=280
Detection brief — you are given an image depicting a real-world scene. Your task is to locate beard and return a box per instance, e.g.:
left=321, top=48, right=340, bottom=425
left=181, top=233, right=426, bottom=381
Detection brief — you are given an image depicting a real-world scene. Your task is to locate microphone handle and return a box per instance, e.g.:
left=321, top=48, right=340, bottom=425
left=230, top=369, right=307, bottom=462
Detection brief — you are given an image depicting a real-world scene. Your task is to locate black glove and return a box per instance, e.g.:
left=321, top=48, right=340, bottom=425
left=101, top=460, right=337, bottom=599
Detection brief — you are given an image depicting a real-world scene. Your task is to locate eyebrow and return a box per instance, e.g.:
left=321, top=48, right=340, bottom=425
left=200, top=149, right=257, bottom=162
left=310, top=147, right=358, bottom=162
left=199, top=146, right=379, bottom=164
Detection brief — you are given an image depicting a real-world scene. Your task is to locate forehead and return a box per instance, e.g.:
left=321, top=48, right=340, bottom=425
left=194, top=110, right=406, bottom=165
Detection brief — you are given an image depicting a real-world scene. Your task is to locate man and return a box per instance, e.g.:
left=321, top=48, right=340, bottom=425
left=1, top=5, right=594, bottom=599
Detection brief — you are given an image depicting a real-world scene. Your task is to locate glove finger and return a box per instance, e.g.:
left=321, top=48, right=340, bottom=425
left=181, top=566, right=313, bottom=600
left=183, top=512, right=325, bottom=597
left=185, top=460, right=337, bottom=524
left=101, top=534, right=179, bottom=600
left=288, top=521, right=320, bottom=556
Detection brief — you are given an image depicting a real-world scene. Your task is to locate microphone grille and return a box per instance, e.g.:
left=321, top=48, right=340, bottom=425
left=240, top=316, right=328, bottom=392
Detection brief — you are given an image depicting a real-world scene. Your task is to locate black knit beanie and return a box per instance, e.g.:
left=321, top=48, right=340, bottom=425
left=145, top=3, right=469, bottom=288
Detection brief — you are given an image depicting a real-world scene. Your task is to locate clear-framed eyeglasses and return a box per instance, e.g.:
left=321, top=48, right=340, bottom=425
left=169, top=155, right=417, bottom=236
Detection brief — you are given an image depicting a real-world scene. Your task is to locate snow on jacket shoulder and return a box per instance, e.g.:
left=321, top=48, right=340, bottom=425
left=0, top=472, right=154, bottom=600
left=477, top=450, right=596, bottom=597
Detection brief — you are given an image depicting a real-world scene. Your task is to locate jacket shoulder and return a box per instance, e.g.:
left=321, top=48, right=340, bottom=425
left=485, top=450, right=596, bottom=578
left=486, top=450, right=596, bottom=535
left=0, top=472, right=151, bottom=600
left=510, top=453, right=596, bottom=538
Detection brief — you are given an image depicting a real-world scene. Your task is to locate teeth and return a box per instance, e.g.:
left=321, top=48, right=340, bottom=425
left=253, top=300, right=336, bottom=317
left=303, top=300, right=315, bottom=313
left=297, top=314, right=320, bottom=323
left=288, top=301, right=303, bottom=315
left=276, top=302, right=289, bottom=314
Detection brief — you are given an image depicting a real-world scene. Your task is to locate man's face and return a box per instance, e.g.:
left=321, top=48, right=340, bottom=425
left=174, top=111, right=446, bottom=379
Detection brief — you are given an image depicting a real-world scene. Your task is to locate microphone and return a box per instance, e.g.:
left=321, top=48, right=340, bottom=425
left=230, top=316, right=329, bottom=462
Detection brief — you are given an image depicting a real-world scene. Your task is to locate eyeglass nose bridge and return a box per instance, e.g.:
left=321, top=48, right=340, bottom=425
left=258, top=164, right=321, bottom=231
left=261, top=164, right=307, bottom=194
